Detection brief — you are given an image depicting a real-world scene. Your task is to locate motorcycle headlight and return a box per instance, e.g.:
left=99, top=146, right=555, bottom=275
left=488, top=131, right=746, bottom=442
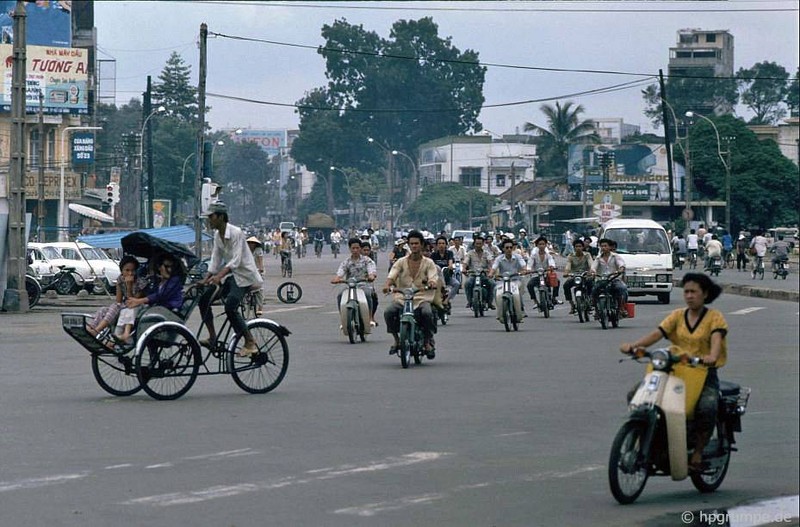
left=650, top=349, right=670, bottom=371
left=574, top=277, right=582, bottom=285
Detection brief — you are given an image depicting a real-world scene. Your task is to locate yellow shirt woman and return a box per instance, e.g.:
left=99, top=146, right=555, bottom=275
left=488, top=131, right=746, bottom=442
left=658, top=307, right=728, bottom=368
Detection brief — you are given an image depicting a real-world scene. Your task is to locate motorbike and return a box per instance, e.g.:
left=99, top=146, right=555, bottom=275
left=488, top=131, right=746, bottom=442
left=314, top=239, right=324, bottom=258
left=568, top=272, right=592, bottom=324
left=593, top=272, right=622, bottom=330
left=495, top=272, right=523, bottom=332
left=708, top=256, right=722, bottom=277
left=331, top=241, right=340, bottom=259
left=339, top=278, right=372, bottom=343
left=529, top=268, right=553, bottom=319
left=42, top=265, right=87, bottom=296
left=467, top=269, right=489, bottom=318
left=452, top=262, right=463, bottom=295
left=609, top=348, right=750, bottom=504
left=396, top=286, right=433, bottom=369
left=773, top=258, right=789, bottom=280
left=672, top=252, right=685, bottom=270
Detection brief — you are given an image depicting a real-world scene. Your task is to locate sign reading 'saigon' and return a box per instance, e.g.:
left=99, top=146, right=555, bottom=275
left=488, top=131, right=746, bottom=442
left=0, top=44, right=88, bottom=114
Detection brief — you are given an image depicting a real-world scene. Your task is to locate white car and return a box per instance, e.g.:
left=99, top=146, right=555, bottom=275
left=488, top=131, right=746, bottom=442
left=31, top=242, right=121, bottom=293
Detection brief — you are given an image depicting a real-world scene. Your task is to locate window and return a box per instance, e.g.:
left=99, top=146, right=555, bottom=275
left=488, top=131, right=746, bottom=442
left=495, top=174, right=506, bottom=187
left=29, top=130, right=41, bottom=168
left=459, top=167, right=482, bottom=187
left=705, top=34, right=716, bottom=43
left=47, top=129, right=56, bottom=167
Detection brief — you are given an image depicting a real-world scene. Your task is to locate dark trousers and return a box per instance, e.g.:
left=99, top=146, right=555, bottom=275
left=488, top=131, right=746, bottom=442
left=383, top=301, right=436, bottom=340
left=199, top=279, right=249, bottom=339
left=563, top=277, right=592, bottom=302
left=527, top=279, right=560, bottom=302
left=465, top=275, right=495, bottom=306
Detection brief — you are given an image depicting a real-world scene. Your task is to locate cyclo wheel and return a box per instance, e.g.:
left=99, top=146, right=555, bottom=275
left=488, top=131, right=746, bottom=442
left=56, top=273, right=77, bottom=295
left=609, top=421, right=649, bottom=504
left=502, top=297, right=512, bottom=332
left=135, top=324, right=200, bottom=400
left=690, top=422, right=731, bottom=493
left=92, top=352, right=142, bottom=396
left=25, top=276, right=41, bottom=308
left=539, top=290, right=550, bottom=318
left=346, top=307, right=357, bottom=344
left=399, top=321, right=412, bottom=369
left=277, top=281, right=302, bottom=304
left=229, top=320, right=289, bottom=394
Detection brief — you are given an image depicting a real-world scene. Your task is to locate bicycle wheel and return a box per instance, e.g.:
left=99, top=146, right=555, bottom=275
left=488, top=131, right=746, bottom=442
left=277, top=281, right=302, bottom=304
left=242, top=291, right=258, bottom=319
left=229, top=321, right=289, bottom=394
left=608, top=421, right=649, bottom=504
left=135, top=324, right=200, bottom=400
left=281, top=259, right=287, bottom=278
left=502, top=297, right=512, bottom=332
left=346, top=307, right=357, bottom=344
left=92, top=352, right=142, bottom=396
left=399, top=321, right=412, bottom=369
left=56, top=273, right=77, bottom=295
left=539, top=290, right=550, bottom=318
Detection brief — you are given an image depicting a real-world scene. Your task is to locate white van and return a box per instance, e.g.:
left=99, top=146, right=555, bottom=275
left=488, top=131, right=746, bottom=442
left=599, top=219, right=673, bottom=304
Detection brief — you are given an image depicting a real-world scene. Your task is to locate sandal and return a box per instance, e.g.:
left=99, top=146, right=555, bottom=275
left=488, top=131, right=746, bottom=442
left=389, top=345, right=399, bottom=356
left=199, top=338, right=216, bottom=350
left=237, top=342, right=258, bottom=357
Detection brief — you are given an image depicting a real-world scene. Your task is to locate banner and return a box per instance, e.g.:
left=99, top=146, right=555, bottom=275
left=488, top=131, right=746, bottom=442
left=152, top=200, right=172, bottom=229
left=0, top=0, right=72, bottom=47
left=72, top=132, right=94, bottom=164
left=235, top=129, right=286, bottom=157
left=593, top=191, right=623, bottom=225
left=0, top=44, right=89, bottom=114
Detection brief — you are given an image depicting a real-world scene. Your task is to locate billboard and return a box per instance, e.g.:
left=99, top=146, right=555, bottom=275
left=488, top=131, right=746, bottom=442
left=0, top=44, right=89, bottom=114
left=0, top=0, right=72, bottom=47
left=593, top=191, right=623, bottom=225
left=234, top=129, right=286, bottom=157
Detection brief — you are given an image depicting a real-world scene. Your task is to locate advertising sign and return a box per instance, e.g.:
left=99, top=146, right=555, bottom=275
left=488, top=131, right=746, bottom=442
left=0, top=0, right=72, bottom=47
left=23, top=172, right=80, bottom=200
left=593, top=191, right=623, bottom=225
left=72, top=132, right=94, bottom=164
left=152, top=199, right=172, bottom=229
left=0, top=44, right=89, bottom=114
left=235, top=129, right=286, bottom=157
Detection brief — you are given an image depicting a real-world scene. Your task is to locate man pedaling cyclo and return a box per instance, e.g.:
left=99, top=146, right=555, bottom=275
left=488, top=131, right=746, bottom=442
left=382, top=230, right=439, bottom=359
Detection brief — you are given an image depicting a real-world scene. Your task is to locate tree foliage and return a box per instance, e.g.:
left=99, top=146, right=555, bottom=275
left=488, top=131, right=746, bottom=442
left=403, top=183, right=495, bottom=229
left=642, top=68, right=738, bottom=127
left=736, top=61, right=790, bottom=124
left=152, top=52, right=201, bottom=123
left=524, top=101, right=599, bottom=180
left=786, top=67, right=800, bottom=117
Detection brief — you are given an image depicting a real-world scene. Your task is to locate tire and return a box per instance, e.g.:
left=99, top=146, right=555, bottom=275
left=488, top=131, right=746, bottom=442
left=346, top=307, right=357, bottom=344
left=598, top=297, right=608, bottom=330
left=539, top=290, right=550, bottom=319
left=25, top=276, right=41, bottom=308
left=502, top=297, right=512, bottom=332
left=136, top=324, right=200, bottom=400
left=229, top=321, right=290, bottom=394
left=577, top=297, right=586, bottom=323
left=55, top=273, right=77, bottom=295
left=690, top=424, right=731, bottom=493
left=657, top=292, right=671, bottom=305
left=609, top=421, right=650, bottom=505
left=473, top=288, right=482, bottom=318
left=91, top=352, right=142, bottom=396
left=277, top=282, right=302, bottom=304
left=287, top=260, right=293, bottom=278
left=399, top=321, right=412, bottom=369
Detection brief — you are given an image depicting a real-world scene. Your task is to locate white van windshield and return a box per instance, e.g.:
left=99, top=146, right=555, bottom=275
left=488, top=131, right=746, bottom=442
left=603, top=228, right=670, bottom=254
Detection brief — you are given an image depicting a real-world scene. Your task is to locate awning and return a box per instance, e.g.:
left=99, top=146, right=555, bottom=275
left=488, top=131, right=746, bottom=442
left=78, top=225, right=211, bottom=249
left=68, top=203, right=115, bottom=223
left=558, top=217, right=600, bottom=224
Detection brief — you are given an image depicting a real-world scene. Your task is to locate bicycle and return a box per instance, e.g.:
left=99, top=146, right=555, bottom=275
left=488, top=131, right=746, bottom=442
left=688, top=250, right=698, bottom=270
left=277, top=281, right=302, bottom=304
left=280, top=250, right=293, bottom=278
left=751, top=255, right=765, bottom=280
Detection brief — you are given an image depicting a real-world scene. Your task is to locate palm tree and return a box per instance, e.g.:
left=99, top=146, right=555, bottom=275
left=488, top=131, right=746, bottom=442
left=524, top=101, right=599, bottom=180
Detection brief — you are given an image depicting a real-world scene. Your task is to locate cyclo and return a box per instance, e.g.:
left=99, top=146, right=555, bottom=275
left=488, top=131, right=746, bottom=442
left=61, top=232, right=290, bottom=401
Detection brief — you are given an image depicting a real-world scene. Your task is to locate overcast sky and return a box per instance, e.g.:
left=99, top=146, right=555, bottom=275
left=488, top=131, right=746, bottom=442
left=95, top=1, right=799, bottom=135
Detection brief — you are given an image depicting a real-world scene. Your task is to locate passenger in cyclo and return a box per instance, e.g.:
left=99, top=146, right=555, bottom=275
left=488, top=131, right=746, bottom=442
left=620, top=273, right=729, bottom=471
left=562, top=238, right=594, bottom=315
left=331, top=237, right=378, bottom=327
left=86, top=255, right=141, bottom=338
left=123, top=253, right=186, bottom=335
left=382, top=230, right=439, bottom=358
left=463, top=232, right=495, bottom=310
left=489, top=237, right=528, bottom=318
left=590, top=238, right=628, bottom=318
left=198, top=202, right=263, bottom=357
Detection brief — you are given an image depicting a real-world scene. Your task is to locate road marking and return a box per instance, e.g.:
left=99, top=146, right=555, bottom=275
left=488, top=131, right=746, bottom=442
left=104, top=464, right=133, bottom=470
left=729, top=307, right=766, bottom=315
left=122, top=452, right=451, bottom=507
left=145, top=463, right=173, bottom=469
left=183, top=448, right=258, bottom=461
left=726, top=494, right=798, bottom=527
left=495, top=431, right=530, bottom=437
left=264, top=305, right=322, bottom=314
left=0, top=472, right=89, bottom=493
left=334, top=493, right=445, bottom=517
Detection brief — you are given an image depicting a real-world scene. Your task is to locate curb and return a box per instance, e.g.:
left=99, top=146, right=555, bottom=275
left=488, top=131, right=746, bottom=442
left=671, top=279, right=799, bottom=303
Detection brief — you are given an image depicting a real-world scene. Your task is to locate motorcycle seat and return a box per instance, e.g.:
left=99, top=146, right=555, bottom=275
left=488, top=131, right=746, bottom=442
left=718, top=380, right=740, bottom=397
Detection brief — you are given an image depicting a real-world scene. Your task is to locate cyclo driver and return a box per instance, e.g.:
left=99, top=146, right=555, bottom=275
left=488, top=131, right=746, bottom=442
left=463, top=232, right=495, bottom=310
left=199, top=202, right=263, bottom=357
left=382, top=230, right=439, bottom=358
left=331, top=237, right=378, bottom=327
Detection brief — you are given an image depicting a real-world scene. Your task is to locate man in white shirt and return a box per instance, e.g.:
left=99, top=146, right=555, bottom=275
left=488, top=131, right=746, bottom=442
left=704, top=234, right=724, bottom=269
left=526, top=236, right=561, bottom=306
left=590, top=238, right=628, bottom=317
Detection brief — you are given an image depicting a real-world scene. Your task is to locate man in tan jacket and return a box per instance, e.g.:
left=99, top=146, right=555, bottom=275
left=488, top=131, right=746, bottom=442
left=383, top=230, right=439, bottom=358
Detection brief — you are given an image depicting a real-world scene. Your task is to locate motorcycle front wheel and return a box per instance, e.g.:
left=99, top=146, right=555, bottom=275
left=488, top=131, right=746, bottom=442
left=502, top=297, right=512, bottom=332
left=609, top=421, right=650, bottom=504
left=598, top=297, right=608, bottom=330
left=538, top=289, right=549, bottom=318
left=399, top=321, right=413, bottom=369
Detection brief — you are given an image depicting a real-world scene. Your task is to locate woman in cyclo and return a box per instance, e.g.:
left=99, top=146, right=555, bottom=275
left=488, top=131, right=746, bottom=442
left=124, top=253, right=185, bottom=330
left=620, top=273, right=729, bottom=471
left=86, top=255, right=140, bottom=338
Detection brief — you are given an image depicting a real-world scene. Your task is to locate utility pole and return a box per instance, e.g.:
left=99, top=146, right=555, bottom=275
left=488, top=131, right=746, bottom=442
left=509, top=161, right=515, bottom=228
left=146, top=76, right=155, bottom=229
left=4, top=0, right=28, bottom=311
left=37, top=91, right=45, bottom=241
left=142, top=76, right=152, bottom=228
left=722, top=136, right=734, bottom=232
left=658, top=70, right=676, bottom=210
left=194, top=23, right=208, bottom=259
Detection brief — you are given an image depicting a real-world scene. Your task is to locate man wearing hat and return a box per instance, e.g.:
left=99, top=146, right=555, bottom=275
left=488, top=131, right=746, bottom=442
left=246, top=236, right=265, bottom=316
left=199, top=202, right=263, bottom=356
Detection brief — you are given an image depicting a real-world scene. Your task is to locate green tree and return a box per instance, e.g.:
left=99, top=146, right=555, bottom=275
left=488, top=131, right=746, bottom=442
left=786, top=67, right=799, bottom=117
left=685, top=115, right=798, bottom=232
left=737, top=61, right=790, bottom=124
left=403, top=183, right=495, bottom=228
left=642, top=68, right=739, bottom=127
left=152, top=52, right=200, bottom=122
left=523, top=101, right=599, bottom=180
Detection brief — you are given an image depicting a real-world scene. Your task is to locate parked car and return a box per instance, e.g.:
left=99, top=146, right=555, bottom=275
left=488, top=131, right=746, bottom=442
left=26, top=245, right=57, bottom=288
left=31, top=242, right=121, bottom=294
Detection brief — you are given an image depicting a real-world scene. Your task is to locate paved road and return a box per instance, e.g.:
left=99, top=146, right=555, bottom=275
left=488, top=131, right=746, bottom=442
left=1, top=248, right=798, bottom=526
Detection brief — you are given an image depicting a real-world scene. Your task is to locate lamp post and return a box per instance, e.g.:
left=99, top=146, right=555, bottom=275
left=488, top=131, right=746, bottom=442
left=138, top=105, right=166, bottom=228
left=179, top=152, right=195, bottom=222
left=59, top=126, right=103, bottom=241
left=368, top=137, right=394, bottom=232
left=330, top=165, right=354, bottom=225
left=391, top=149, right=418, bottom=201
left=685, top=111, right=732, bottom=231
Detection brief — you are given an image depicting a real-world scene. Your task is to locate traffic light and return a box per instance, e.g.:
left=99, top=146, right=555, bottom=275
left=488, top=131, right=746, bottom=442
left=203, top=141, right=214, bottom=178
left=201, top=179, right=221, bottom=215
left=105, top=184, right=115, bottom=204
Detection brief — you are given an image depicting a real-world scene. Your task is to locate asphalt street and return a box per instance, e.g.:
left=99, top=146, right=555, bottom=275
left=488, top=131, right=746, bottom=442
left=1, top=247, right=798, bottom=526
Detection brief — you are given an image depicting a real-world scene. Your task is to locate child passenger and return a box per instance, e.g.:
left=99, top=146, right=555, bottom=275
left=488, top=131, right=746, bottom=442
left=86, top=255, right=139, bottom=338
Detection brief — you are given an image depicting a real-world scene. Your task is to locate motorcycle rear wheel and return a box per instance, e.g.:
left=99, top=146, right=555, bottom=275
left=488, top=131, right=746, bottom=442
left=56, top=273, right=78, bottom=295
left=690, top=426, right=731, bottom=493
left=609, top=421, right=649, bottom=504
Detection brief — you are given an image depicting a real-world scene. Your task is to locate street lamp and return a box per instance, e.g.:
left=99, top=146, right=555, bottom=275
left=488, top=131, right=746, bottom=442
left=139, top=105, right=166, bottom=227
left=685, top=111, right=733, bottom=231
left=59, top=126, right=103, bottom=241
left=391, top=149, right=419, bottom=200
left=367, top=137, right=395, bottom=232
left=330, top=165, right=354, bottom=225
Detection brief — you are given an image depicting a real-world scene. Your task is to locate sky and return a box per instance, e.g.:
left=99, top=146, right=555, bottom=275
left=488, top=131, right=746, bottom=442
left=95, top=1, right=799, bottom=136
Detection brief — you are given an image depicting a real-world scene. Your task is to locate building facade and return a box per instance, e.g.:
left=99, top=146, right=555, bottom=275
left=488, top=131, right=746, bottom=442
left=668, top=28, right=735, bottom=116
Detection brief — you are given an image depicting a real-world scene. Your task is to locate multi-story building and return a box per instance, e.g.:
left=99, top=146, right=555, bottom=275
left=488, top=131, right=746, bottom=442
left=592, top=118, right=641, bottom=144
left=748, top=117, right=800, bottom=166
left=668, top=28, right=735, bottom=115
